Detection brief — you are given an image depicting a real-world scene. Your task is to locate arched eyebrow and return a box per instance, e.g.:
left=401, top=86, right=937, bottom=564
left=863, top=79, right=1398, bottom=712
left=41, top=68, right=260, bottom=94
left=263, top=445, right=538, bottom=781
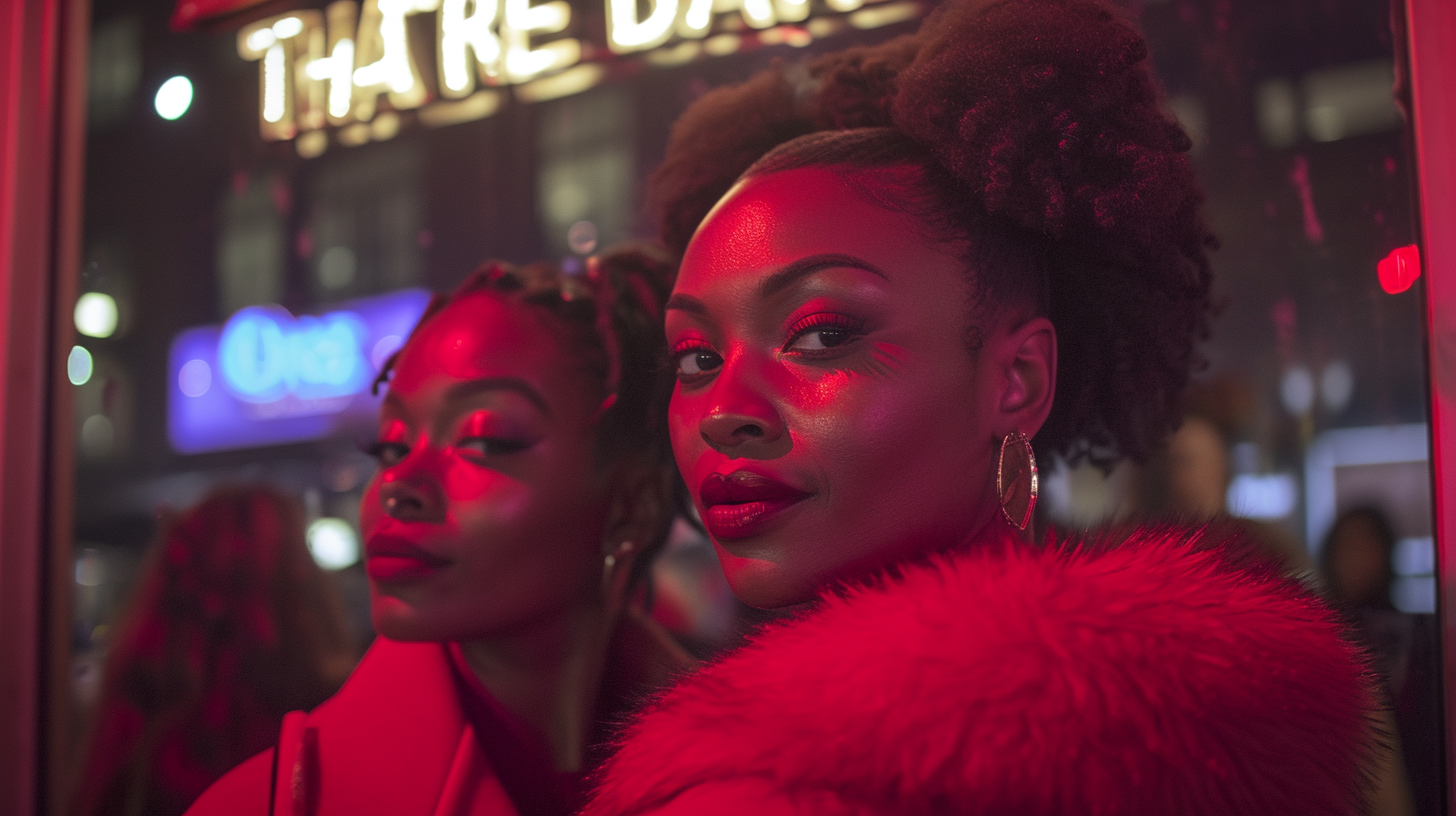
left=665, top=254, right=889, bottom=317
left=382, top=377, right=553, bottom=420
left=444, top=377, right=552, bottom=417
left=757, top=253, right=889, bottom=299
left=665, top=293, right=708, bottom=316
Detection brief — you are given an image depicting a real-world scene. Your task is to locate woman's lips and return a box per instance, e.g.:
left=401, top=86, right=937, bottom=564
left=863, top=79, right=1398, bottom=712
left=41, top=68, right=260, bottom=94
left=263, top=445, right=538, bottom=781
left=699, top=471, right=812, bottom=541
left=365, top=533, right=450, bottom=583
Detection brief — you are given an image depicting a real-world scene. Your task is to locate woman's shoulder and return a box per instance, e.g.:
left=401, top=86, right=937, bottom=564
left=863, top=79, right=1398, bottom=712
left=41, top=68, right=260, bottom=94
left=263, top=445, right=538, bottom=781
left=585, top=523, right=1373, bottom=816
left=182, top=748, right=274, bottom=816
left=183, top=637, right=493, bottom=816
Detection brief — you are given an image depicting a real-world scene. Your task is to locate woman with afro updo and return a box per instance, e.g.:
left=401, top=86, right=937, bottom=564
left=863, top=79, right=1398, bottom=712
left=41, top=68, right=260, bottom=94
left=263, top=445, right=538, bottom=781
left=583, top=0, right=1378, bottom=814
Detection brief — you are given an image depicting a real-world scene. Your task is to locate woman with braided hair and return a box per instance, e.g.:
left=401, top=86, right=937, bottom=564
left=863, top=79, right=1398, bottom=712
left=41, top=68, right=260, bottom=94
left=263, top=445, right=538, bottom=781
left=186, top=245, right=692, bottom=816
left=585, top=1, right=1376, bottom=814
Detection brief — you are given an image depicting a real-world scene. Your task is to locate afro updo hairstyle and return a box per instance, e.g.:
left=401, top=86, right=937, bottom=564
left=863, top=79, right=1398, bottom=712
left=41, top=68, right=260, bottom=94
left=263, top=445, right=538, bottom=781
left=649, top=0, right=1216, bottom=468
left=373, top=244, right=685, bottom=591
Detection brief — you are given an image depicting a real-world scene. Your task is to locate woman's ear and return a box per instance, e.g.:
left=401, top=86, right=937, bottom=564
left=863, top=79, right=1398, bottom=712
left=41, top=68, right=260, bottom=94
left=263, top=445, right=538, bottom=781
left=601, top=461, right=668, bottom=557
left=996, top=316, right=1057, bottom=438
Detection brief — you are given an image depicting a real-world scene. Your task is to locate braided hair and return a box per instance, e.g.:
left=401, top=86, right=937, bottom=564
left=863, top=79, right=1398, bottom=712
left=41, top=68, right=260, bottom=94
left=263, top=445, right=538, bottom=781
left=375, top=244, right=682, bottom=589
left=650, top=0, right=1216, bottom=468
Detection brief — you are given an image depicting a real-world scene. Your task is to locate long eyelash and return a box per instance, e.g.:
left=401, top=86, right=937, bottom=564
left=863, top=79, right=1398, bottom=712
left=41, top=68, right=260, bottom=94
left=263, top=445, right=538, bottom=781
left=461, top=437, right=532, bottom=455
left=786, top=312, right=865, bottom=337
left=784, top=314, right=867, bottom=355
left=363, top=440, right=406, bottom=460
left=670, top=338, right=716, bottom=356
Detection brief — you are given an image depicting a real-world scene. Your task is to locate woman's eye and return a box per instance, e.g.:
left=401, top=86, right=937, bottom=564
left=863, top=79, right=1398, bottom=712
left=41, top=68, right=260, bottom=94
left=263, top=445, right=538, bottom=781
left=366, top=441, right=410, bottom=467
left=674, top=346, right=723, bottom=379
left=458, top=437, right=532, bottom=457
left=785, top=315, right=864, bottom=355
left=787, top=327, right=854, bottom=352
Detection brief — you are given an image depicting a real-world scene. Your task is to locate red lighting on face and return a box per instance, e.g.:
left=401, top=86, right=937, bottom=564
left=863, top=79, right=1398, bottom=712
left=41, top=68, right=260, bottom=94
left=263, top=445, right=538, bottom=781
left=1378, top=245, right=1422, bottom=294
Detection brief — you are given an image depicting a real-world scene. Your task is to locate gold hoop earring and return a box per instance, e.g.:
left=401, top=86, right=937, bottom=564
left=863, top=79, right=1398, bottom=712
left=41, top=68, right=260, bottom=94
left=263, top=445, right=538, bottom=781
left=997, top=431, right=1038, bottom=532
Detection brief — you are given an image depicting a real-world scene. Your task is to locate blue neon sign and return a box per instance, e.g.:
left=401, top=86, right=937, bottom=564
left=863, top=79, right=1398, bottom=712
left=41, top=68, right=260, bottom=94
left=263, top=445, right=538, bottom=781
left=218, top=307, right=371, bottom=403
left=168, top=289, right=431, bottom=454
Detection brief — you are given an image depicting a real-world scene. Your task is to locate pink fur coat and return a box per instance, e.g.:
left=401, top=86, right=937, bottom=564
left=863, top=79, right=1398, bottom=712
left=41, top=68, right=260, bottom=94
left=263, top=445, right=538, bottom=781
left=584, top=525, right=1373, bottom=816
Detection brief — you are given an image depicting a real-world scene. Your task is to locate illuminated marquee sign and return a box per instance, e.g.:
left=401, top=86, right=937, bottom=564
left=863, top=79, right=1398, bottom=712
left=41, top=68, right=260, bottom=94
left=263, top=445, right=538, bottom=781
left=239, top=0, right=921, bottom=150
left=168, top=288, right=430, bottom=453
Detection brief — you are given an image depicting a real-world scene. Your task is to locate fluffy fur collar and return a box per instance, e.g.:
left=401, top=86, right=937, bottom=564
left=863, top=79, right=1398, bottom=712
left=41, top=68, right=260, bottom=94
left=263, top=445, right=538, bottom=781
left=585, top=524, right=1373, bottom=816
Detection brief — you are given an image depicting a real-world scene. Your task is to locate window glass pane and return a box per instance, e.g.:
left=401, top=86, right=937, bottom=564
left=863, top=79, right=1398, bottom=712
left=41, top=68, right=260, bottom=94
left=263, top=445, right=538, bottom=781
left=62, top=0, right=1439, bottom=812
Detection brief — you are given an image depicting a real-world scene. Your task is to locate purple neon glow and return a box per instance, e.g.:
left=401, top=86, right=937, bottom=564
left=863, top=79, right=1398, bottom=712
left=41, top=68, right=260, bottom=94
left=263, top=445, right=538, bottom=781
left=167, top=288, right=431, bottom=454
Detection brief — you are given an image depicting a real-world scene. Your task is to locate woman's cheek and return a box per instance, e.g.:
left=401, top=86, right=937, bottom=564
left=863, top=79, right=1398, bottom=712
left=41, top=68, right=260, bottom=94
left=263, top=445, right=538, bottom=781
left=780, top=342, right=906, bottom=414
left=358, top=478, right=384, bottom=533
left=440, top=461, right=496, bottom=505
left=668, top=392, right=708, bottom=462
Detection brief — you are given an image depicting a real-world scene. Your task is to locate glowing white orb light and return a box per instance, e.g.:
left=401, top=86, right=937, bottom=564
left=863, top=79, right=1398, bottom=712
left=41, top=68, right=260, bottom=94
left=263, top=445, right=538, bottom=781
left=67, top=345, right=93, bottom=386
left=1280, top=366, right=1315, bottom=415
left=178, top=358, right=211, bottom=397
left=307, top=517, right=360, bottom=570
left=154, top=76, right=194, bottom=120
left=74, top=292, right=118, bottom=338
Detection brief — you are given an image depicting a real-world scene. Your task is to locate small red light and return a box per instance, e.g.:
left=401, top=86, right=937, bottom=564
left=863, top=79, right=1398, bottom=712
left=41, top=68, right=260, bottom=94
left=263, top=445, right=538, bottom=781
left=1378, top=245, right=1422, bottom=294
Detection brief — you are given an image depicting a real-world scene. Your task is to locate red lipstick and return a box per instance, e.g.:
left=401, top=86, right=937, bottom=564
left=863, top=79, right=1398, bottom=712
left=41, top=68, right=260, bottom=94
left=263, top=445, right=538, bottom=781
left=365, top=533, right=450, bottom=583
left=699, top=471, right=812, bottom=540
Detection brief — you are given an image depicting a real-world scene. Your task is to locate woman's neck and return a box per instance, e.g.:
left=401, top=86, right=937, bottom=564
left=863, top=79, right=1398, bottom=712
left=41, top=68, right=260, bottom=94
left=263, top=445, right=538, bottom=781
left=458, top=600, right=615, bottom=772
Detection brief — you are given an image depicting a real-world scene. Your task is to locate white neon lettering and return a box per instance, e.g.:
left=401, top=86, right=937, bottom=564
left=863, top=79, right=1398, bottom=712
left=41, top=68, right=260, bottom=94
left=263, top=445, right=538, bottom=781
left=305, top=39, right=355, bottom=118
left=304, top=2, right=360, bottom=123
left=606, top=0, right=678, bottom=53
left=262, top=44, right=287, bottom=122
left=773, top=0, right=809, bottom=22
left=502, top=0, right=579, bottom=82
left=237, top=0, right=908, bottom=145
left=677, top=0, right=774, bottom=38
left=246, top=28, right=277, bottom=51
left=439, top=0, right=503, bottom=97
left=352, top=0, right=435, bottom=119
left=353, top=0, right=421, bottom=93
left=734, top=0, right=778, bottom=29
left=272, top=16, right=305, bottom=38
left=240, top=11, right=322, bottom=139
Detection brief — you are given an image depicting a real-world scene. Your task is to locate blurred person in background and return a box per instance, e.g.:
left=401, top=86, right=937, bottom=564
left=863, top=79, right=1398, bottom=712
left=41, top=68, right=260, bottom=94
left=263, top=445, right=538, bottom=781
left=187, top=247, right=690, bottom=816
left=1135, top=375, right=1315, bottom=576
left=1324, top=506, right=1399, bottom=619
left=1160, top=412, right=1314, bottom=574
left=1323, top=506, right=1441, bottom=815
left=68, top=485, right=357, bottom=816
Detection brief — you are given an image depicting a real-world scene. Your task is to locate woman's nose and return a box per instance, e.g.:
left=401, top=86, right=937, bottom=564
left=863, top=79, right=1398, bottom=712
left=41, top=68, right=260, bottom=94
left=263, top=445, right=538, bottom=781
left=376, top=461, right=445, bottom=523
left=698, top=362, right=787, bottom=454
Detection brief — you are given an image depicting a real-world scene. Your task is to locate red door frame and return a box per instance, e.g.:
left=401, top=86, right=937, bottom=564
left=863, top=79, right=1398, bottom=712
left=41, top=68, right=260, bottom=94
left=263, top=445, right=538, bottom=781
left=0, top=0, right=85, bottom=811
left=1406, top=0, right=1456, bottom=811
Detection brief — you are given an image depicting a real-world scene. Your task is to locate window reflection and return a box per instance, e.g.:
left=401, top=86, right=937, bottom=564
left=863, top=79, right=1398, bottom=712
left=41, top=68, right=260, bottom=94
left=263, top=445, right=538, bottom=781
left=65, top=0, right=1441, bottom=813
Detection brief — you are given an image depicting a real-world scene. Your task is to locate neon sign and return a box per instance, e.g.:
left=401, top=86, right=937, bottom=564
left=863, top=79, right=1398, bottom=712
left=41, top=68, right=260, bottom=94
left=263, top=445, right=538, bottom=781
left=168, top=289, right=430, bottom=454
left=238, top=0, right=923, bottom=148
left=218, top=306, right=371, bottom=404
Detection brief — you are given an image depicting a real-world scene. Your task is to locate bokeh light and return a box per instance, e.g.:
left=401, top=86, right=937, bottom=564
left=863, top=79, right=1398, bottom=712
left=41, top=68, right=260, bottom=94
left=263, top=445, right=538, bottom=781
left=67, top=345, right=93, bottom=386
left=178, top=359, right=211, bottom=397
left=307, top=518, right=360, bottom=570
left=1378, top=245, right=1421, bottom=294
left=154, top=76, right=194, bottom=120
left=74, top=292, right=118, bottom=338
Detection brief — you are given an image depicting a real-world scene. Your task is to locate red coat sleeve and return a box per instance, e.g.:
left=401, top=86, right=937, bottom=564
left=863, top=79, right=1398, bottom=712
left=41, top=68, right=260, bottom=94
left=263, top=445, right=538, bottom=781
left=182, top=748, right=274, bottom=816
